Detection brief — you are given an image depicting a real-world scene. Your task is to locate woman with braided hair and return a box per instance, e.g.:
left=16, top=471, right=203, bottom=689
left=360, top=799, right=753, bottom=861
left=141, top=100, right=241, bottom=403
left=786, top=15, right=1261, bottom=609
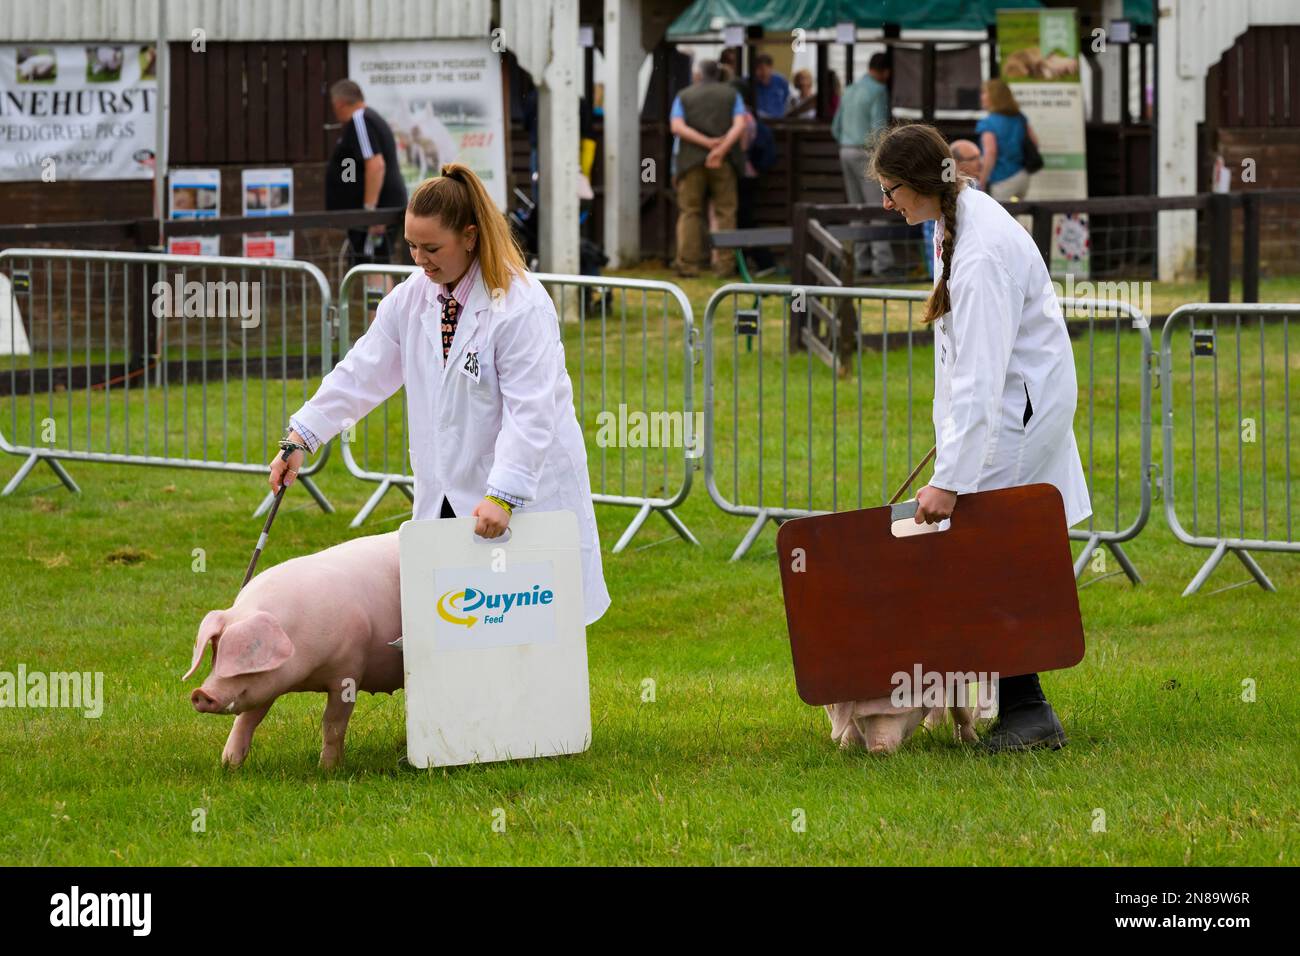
left=868, top=123, right=1091, bottom=753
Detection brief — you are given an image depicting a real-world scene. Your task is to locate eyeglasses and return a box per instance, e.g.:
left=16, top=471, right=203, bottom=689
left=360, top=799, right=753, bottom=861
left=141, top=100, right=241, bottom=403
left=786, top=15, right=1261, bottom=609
left=881, top=181, right=903, bottom=202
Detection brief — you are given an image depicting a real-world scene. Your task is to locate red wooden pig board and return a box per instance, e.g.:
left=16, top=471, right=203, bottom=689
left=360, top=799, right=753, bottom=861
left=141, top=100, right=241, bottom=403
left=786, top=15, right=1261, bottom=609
left=776, top=484, right=1085, bottom=706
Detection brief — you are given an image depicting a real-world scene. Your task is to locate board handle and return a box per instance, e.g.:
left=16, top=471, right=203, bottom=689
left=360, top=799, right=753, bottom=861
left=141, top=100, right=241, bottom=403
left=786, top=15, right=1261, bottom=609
left=889, top=499, right=919, bottom=523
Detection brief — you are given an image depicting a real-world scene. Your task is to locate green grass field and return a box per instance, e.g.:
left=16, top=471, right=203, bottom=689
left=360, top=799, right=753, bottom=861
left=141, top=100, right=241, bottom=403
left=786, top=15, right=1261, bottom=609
left=1, top=273, right=1297, bottom=866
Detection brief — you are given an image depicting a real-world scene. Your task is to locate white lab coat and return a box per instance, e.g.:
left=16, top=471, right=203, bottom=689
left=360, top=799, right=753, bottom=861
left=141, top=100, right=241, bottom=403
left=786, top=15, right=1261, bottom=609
left=292, top=268, right=612, bottom=626
left=930, top=186, right=1091, bottom=527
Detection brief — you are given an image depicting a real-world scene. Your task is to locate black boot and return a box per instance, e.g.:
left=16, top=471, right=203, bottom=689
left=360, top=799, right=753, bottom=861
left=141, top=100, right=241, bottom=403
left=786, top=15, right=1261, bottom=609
left=981, top=673, right=1068, bottom=753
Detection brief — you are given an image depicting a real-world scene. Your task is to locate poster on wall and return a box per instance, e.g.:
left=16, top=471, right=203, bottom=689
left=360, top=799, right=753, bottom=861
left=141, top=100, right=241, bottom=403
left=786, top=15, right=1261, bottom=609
left=347, top=40, right=507, bottom=210
left=996, top=8, right=1089, bottom=278
left=0, top=44, right=158, bottom=181
left=167, top=168, right=220, bottom=256
left=242, top=167, right=294, bottom=259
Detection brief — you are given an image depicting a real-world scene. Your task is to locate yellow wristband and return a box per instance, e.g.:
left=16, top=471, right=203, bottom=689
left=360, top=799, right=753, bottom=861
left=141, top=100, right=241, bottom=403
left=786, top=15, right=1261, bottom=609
left=485, top=495, right=513, bottom=514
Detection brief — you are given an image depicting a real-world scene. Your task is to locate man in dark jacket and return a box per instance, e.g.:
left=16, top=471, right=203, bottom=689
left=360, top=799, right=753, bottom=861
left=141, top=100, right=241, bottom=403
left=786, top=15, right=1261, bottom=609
left=325, top=79, right=408, bottom=268
left=669, top=60, right=745, bottom=277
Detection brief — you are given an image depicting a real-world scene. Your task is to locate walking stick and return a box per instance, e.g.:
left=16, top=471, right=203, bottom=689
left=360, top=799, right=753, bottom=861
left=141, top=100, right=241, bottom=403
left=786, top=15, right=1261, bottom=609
left=887, top=444, right=937, bottom=506
left=241, top=439, right=309, bottom=590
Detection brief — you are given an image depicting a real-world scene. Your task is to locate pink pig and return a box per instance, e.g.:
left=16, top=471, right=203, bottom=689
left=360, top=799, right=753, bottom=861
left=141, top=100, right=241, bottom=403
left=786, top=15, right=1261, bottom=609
left=821, top=515, right=992, bottom=755
left=183, top=531, right=403, bottom=768
left=825, top=697, right=983, bottom=755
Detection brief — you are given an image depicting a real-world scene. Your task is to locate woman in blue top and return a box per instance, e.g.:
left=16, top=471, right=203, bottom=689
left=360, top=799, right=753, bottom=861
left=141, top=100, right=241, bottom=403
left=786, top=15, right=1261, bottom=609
left=975, top=79, right=1038, bottom=201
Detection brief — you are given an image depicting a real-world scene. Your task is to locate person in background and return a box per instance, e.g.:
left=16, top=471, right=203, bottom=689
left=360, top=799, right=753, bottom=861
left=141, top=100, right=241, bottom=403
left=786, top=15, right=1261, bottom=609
left=785, top=68, right=816, bottom=119
left=833, top=53, right=894, bottom=279
left=737, top=83, right=778, bottom=276
left=826, top=70, right=843, bottom=116
left=707, top=62, right=740, bottom=257
left=976, top=78, right=1038, bottom=201
left=325, top=79, right=408, bottom=268
left=719, top=47, right=749, bottom=98
left=923, top=139, right=983, bottom=278
left=749, top=53, right=790, bottom=120
left=669, top=59, right=746, bottom=278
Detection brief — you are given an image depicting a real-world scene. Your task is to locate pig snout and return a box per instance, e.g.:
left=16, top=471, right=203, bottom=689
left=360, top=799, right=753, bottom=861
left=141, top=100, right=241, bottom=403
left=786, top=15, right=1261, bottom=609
left=191, top=687, right=236, bottom=714
left=191, top=687, right=220, bottom=712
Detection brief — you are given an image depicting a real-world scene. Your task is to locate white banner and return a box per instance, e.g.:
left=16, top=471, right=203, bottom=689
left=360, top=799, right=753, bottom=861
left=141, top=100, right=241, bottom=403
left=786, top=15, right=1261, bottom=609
left=348, top=40, right=507, bottom=210
left=997, top=8, right=1089, bottom=277
left=0, top=43, right=158, bottom=182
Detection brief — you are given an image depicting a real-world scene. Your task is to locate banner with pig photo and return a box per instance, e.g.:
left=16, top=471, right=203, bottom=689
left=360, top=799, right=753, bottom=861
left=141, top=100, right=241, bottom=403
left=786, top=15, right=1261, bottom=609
left=996, top=7, right=1090, bottom=278
left=347, top=39, right=507, bottom=210
left=0, top=43, right=158, bottom=181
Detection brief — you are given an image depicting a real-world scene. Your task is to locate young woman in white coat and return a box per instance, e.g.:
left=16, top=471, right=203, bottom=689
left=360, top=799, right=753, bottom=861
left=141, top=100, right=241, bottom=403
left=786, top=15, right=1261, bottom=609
left=871, top=123, right=1091, bottom=753
left=269, top=163, right=611, bottom=627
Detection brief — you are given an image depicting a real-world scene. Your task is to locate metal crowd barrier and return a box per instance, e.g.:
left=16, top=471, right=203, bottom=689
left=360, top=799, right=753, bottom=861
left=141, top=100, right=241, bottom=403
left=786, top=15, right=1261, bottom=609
left=334, top=265, right=699, bottom=553
left=0, top=249, right=335, bottom=514
left=1160, top=303, right=1298, bottom=595
left=702, top=283, right=1152, bottom=577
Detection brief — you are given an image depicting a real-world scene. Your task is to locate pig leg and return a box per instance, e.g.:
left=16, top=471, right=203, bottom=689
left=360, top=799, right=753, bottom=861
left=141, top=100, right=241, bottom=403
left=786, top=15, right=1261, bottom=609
left=826, top=702, right=868, bottom=750
left=319, top=691, right=356, bottom=769
left=222, top=701, right=273, bottom=768
left=950, top=706, right=980, bottom=743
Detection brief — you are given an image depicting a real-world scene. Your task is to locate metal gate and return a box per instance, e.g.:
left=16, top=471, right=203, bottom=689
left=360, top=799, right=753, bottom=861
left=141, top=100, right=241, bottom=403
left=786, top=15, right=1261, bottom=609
left=1160, top=303, right=1298, bottom=594
left=0, top=249, right=334, bottom=514
left=702, top=282, right=1152, bottom=576
left=333, top=266, right=699, bottom=552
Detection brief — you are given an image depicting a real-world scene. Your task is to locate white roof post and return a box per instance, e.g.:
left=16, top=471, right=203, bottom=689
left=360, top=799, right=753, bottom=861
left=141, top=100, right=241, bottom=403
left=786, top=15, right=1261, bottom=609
left=602, top=0, right=643, bottom=268
left=1156, top=0, right=1199, bottom=281
left=534, top=0, right=581, bottom=275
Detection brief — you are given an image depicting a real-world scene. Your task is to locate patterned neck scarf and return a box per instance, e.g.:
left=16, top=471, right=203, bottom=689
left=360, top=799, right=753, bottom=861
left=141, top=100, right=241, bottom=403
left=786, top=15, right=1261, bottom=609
left=437, top=292, right=460, bottom=362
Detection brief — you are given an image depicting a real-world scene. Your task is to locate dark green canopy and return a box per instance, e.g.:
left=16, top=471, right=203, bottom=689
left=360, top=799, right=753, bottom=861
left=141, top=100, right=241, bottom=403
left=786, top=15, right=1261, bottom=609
left=667, top=0, right=1045, bottom=37
left=1123, top=0, right=1154, bottom=26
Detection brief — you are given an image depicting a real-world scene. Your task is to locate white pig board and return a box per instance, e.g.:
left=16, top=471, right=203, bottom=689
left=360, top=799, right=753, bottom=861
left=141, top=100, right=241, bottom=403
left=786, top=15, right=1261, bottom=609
left=399, top=510, right=591, bottom=768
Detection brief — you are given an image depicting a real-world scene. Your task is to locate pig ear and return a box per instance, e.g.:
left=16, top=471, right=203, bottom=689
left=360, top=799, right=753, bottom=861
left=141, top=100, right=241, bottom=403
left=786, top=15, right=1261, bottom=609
left=181, top=610, right=227, bottom=681
left=212, top=611, right=295, bottom=679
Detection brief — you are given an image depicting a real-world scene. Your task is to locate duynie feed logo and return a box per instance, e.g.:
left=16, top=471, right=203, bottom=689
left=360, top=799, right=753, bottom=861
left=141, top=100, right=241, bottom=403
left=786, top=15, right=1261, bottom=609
left=437, top=584, right=556, bottom=628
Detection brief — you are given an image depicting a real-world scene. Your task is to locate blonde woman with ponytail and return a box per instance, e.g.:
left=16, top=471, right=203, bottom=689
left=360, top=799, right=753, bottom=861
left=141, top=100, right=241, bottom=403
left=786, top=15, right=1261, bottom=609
left=862, top=123, right=1090, bottom=753
left=272, top=162, right=610, bottom=627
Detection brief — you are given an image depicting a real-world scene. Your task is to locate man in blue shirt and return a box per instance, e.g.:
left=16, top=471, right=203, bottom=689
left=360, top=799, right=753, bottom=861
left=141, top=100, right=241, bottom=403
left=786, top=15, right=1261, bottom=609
left=832, top=53, right=894, bottom=278
left=749, top=54, right=790, bottom=120
left=669, top=60, right=747, bottom=277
